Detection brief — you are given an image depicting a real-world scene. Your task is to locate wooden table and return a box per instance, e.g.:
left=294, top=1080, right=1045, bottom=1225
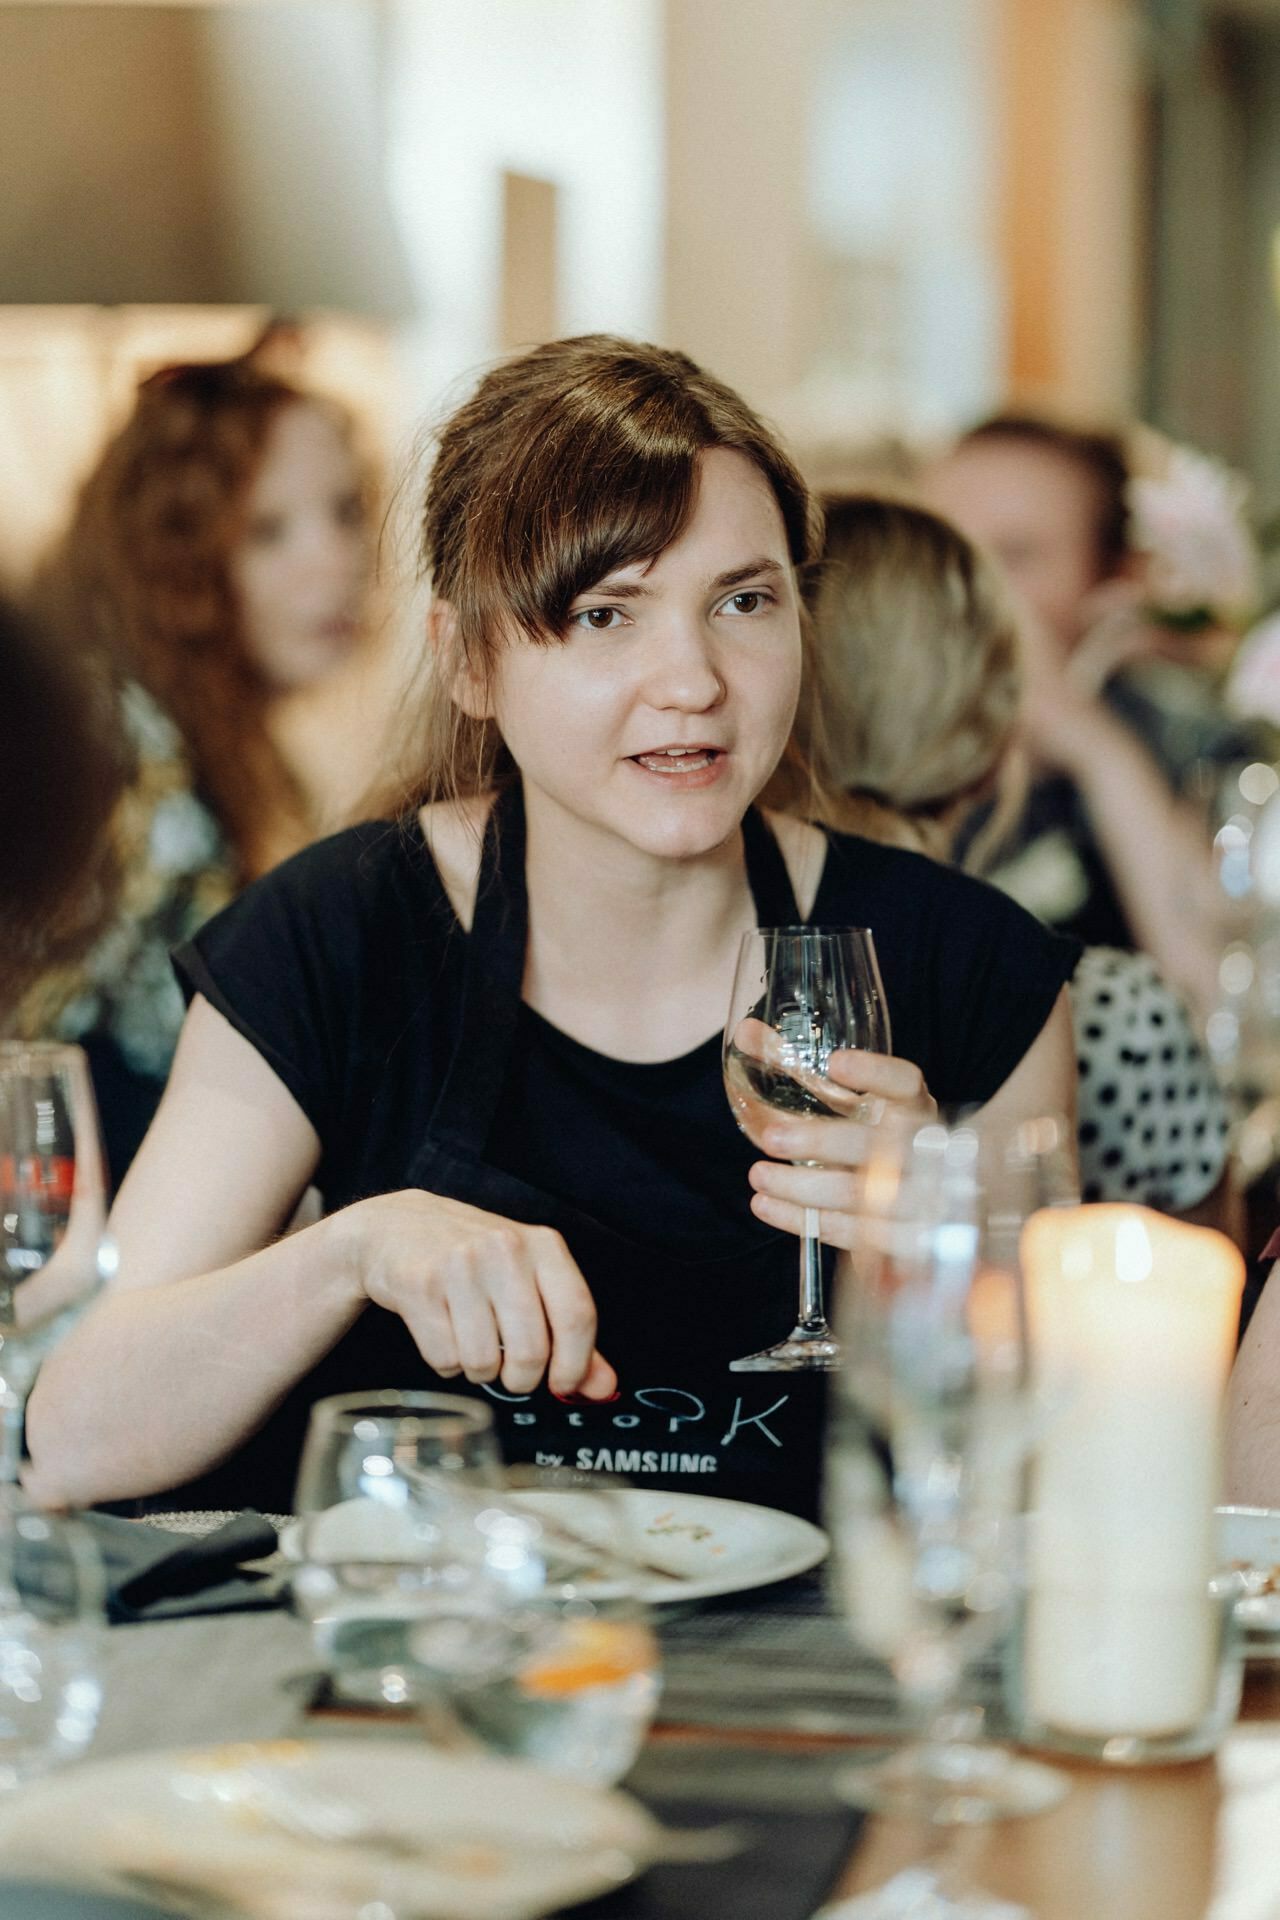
left=826, top=1665, right=1280, bottom=1918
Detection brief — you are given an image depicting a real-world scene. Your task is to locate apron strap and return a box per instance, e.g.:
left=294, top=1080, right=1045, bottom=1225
left=741, top=804, right=805, bottom=926
left=430, top=786, right=810, bottom=1155
left=427, top=783, right=527, bottom=1155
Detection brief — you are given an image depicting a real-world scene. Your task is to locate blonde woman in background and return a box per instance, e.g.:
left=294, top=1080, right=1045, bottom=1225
left=814, top=493, right=1231, bottom=1223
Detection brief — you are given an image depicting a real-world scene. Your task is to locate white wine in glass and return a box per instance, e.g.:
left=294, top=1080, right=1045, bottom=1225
left=723, top=926, right=889, bottom=1371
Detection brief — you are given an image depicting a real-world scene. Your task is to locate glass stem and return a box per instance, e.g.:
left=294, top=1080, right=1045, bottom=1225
left=797, top=1207, right=827, bottom=1334
left=0, top=1379, right=25, bottom=1486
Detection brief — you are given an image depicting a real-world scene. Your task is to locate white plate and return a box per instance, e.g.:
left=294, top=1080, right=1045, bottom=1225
left=1219, top=1505, right=1280, bottom=1656
left=0, top=1738, right=656, bottom=1920
left=281, top=1489, right=829, bottom=1606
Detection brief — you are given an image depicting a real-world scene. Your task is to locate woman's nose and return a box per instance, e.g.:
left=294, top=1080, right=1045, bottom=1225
left=643, top=620, right=726, bottom=711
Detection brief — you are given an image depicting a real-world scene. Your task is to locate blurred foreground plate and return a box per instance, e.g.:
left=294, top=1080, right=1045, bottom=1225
left=281, top=1489, right=830, bottom=1605
left=0, top=1737, right=655, bottom=1920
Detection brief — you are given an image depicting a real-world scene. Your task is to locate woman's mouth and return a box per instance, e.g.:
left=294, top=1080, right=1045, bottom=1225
left=629, top=746, right=723, bottom=775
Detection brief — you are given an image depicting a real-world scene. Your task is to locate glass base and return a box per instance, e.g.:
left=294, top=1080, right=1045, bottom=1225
left=830, top=1865, right=1030, bottom=1920
left=834, top=1743, right=1068, bottom=1825
left=729, top=1328, right=841, bottom=1372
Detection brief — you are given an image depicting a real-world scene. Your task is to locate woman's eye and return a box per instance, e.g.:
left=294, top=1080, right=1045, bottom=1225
left=571, top=606, right=625, bottom=632
left=722, top=590, right=771, bottom=616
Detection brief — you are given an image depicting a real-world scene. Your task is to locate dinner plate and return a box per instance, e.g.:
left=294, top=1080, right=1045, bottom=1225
left=1218, top=1505, right=1280, bottom=1657
left=280, top=1489, right=830, bottom=1605
left=0, top=1738, right=657, bottom=1920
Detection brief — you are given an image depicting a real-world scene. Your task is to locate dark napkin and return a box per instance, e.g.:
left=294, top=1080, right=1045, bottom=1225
left=83, top=1510, right=282, bottom=1624
left=575, top=1794, right=865, bottom=1920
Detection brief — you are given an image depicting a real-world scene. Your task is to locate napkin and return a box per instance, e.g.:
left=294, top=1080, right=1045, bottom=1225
left=84, top=1511, right=283, bottom=1624
left=580, top=1795, right=865, bottom=1920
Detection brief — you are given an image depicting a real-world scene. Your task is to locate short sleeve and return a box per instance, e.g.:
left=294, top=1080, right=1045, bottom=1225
left=817, top=834, right=1081, bottom=1110
left=172, top=827, right=382, bottom=1144
left=922, top=867, right=1080, bottom=1108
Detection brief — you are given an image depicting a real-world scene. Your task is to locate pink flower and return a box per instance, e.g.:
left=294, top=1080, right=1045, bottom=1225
left=1128, top=444, right=1258, bottom=622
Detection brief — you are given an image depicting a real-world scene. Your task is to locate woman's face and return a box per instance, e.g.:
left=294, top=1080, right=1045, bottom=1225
left=924, top=439, right=1107, bottom=657
left=479, top=447, right=803, bottom=864
left=229, top=401, right=370, bottom=692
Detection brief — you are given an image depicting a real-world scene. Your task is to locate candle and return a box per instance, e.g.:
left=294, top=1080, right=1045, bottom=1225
left=1022, top=1205, right=1244, bottom=1740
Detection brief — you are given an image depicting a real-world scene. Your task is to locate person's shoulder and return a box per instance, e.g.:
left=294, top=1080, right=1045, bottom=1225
left=819, top=826, right=1081, bottom=959
left=254, top=817, right=430, bottom=902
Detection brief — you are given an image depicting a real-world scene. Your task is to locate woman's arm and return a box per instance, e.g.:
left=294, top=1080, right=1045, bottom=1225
left=26, top=996, right=613, bottom=1509
left=1225, top=1266, right=1280, bottom=1507
left=1026, top=683, right=1218, bottom=1016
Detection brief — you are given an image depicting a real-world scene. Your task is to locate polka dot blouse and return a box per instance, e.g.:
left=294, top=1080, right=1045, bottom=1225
left=1073, top=947, right=1229, bottom=1213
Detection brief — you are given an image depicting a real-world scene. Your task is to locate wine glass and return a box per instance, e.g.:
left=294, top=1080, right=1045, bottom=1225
left=0, top=1043, right=109, bottom=1485
left=292, top=1399, right=659, bottom=1780
left=827, top=1117, right=1071, bottom=1914
left=723, top=925, right=889, bottom=1370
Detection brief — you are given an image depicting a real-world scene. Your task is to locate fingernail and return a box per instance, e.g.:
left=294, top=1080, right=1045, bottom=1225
left=551, top=1389, right=621, bottom=1406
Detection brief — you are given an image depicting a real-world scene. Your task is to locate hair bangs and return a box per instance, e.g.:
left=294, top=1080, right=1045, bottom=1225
left=487, top=383, right=711, bottom=644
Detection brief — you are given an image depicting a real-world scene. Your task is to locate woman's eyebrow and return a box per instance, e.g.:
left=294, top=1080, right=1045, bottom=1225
left=709, top=557, right=785, bottom=591
left=576, top=555, right=785, bottom=602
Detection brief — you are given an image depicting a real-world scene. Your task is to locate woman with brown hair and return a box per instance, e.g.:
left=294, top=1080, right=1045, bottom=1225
left=27, top=337, right=1077, bottom=1519
left=21, top=352, right=374, bottom=1181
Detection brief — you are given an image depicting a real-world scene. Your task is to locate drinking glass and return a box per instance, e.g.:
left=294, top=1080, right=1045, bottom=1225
left=292, top=1403, right=659, bottom=1780
left=0, top=1496, right=103, bottom=1789
left=0, top=1043, right=109, bottom=1484
left=723, top=925, right=889, bottom=1370
left=827, top=1119, right=1070, bottom=1915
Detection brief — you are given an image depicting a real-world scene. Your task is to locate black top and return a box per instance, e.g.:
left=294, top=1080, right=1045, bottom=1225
left=169, top=791, right=1078, bottom=1517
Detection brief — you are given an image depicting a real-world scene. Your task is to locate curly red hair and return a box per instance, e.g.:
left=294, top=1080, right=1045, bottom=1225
left=38, top=356, right=359, bottom=876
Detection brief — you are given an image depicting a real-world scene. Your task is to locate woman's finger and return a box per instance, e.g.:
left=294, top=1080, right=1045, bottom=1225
left=826, top=1049, right=931, bottom=1105
left=392, top=1287, right=462, bottom=1379
left=530, top=1228, right=608, bottom=1397
left=759, top=1113, right=879, bottom=1169
left=750, top=1190, right=863, bottom=1251
left=446, top=1271, right=505, bottom=1383
left=748, top=1160, right=865, bottom=1212
left=486, top=1272, right=553, bottom=1396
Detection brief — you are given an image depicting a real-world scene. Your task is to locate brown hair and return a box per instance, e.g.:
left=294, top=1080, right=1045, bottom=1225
left=0, top=599, right=123, bottom=1019
left=813, top=494, right=1024, bottom=868
left=36, top=354, right=360, bottom=877
left=958, top=413, right=1131, bottom=579
left=383, top=334, right=831, bottom=817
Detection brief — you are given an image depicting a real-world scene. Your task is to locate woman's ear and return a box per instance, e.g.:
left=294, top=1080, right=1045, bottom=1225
left=429, top=600, right=493, bottom=719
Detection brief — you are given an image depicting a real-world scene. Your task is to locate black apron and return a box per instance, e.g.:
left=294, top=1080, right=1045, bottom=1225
left=156, top=786, right=829, bottom=1520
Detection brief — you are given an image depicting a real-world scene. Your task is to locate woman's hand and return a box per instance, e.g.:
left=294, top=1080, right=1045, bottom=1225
left=746, top=1050, right=935, bottom=1249
left=324, top=1191, right=617, bottom=1401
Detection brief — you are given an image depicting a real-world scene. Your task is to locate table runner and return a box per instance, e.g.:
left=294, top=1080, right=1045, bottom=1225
left=657, top=1574, right=1004, bottom=1737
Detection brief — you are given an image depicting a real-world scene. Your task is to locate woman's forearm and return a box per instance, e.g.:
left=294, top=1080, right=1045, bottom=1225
left=1068, top=712, right=1218, bottom=1011
left=1225, top=1264, right=1280, bottom=1507
left=24, top=1214, right=365, bottom=1509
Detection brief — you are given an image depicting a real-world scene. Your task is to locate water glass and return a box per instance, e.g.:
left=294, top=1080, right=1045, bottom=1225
left=0, top=1495, right=103, bottom=1789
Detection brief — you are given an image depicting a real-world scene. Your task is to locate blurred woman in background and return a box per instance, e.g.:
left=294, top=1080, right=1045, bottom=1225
left=814, top=492, right=1232, bottom=1224
left=0, top=597, right=122, bottom=1022
left=923, top=415, right=1253, bottom=1010
left=19, top=350, right=376, bottom=1183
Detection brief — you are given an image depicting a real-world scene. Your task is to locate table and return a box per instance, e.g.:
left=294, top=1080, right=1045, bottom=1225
left=66, top=1575, right=1280, bottom=1918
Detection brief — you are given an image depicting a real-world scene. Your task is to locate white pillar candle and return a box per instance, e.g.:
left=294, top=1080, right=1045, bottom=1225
left=1023, top=1204, right=1244, bottom=1740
